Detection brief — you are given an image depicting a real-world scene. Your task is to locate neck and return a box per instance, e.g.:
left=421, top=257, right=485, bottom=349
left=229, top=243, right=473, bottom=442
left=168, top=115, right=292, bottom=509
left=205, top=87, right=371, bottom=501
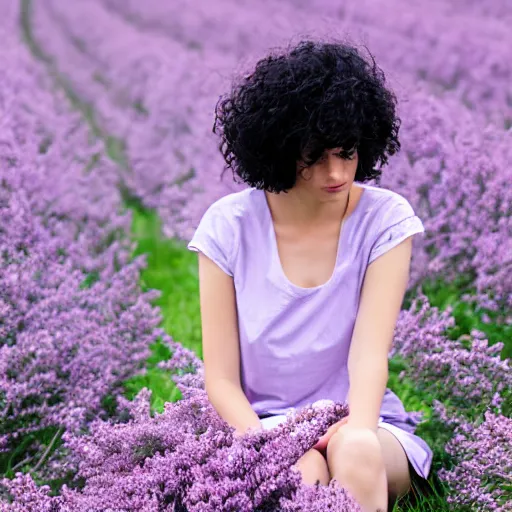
left=264, top=186, right=352, bottom=227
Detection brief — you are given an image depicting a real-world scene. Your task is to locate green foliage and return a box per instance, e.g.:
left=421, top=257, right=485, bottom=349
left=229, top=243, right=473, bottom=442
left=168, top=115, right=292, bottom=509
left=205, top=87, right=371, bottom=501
left=118, top=204, right=201, bottom=414
left=388, top=357, right=433, bottom=418
left=0, top=426, right=65, bottom=481
left=105, top=136, right=128, bottom=168
left=395, top=476, right=451, bottom=512
left=123, top=367, right=183, bottom=415
left=413, top=276, right=511, bottom=359
left=79, top=270, right=100, bottom=289
left=130, top=205, right=202, bottom=358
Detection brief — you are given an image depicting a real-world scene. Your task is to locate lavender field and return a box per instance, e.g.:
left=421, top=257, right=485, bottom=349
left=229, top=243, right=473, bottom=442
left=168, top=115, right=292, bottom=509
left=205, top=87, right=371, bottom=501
left=0, top=0, right=511, bottom=510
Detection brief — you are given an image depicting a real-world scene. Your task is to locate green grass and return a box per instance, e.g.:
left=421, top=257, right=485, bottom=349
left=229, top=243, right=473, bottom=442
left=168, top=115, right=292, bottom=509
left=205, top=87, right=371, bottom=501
left=417, top=275, right=512, bottom=360
left=130, top=205, right=202, bottom=355
left=120, top=203, right=203, bottom=413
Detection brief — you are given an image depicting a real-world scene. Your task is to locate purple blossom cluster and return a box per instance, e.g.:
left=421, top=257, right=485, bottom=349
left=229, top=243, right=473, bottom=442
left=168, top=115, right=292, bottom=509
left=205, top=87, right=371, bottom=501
left=393, top=292, right=512, bottom=419
left=3, top=298, right=510, bottom=510
left=28, top=0, right=512, bottom=312
left=442, top=0, right=512, bottom=25
left=0, top=0, right=510, bottom=510
left=0, top=2, right=163, bottom=478
left=103, top=0, right=512, bottom=126
left=390, top=295, right=512, bottom=508
left=380, top=98, right=512, bottom=311
left=436, top=409, right=512, bottom=511
left=1, top=388, right=360, bottom=511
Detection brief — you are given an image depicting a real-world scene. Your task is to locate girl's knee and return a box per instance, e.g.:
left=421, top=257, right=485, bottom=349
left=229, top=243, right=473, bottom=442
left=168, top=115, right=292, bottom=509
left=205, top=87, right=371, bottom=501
left=327, top=429, right=385, bottom=483
left=327, top=429, right=382, bottom=467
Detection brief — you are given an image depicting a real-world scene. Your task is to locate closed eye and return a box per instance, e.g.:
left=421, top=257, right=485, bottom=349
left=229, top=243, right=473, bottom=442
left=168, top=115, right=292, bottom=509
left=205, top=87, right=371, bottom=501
left=335, top=148, right=357, bottom=160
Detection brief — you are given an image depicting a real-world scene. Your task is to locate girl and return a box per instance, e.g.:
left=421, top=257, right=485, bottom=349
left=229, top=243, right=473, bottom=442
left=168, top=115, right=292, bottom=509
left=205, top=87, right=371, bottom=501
left=188, top=38, right=433, bottom=512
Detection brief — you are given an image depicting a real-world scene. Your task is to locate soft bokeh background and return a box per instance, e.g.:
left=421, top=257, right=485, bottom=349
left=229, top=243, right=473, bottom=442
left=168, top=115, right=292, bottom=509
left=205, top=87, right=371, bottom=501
left=0, top=1, right=510, bottom=510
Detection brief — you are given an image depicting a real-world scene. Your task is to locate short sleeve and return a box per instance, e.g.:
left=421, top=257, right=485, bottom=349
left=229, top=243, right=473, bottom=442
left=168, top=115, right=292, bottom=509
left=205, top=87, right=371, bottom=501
left=187, top=202, right=236, bottom=276
left=368, top=197, right=425, bottom=265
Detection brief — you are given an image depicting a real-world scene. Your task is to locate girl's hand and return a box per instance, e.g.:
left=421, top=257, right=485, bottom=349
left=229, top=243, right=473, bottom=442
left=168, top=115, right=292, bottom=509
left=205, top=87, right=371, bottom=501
left=312, top=415, right=350, bottom=453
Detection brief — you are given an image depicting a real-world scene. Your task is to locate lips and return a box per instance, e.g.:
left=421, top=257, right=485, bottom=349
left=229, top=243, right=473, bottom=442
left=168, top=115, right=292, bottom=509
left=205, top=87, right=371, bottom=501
left=325, top=182, right=346, bottom=190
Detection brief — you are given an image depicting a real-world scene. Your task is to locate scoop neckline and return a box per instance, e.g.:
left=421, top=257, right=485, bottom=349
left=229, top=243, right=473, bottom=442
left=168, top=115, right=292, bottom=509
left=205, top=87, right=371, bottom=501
left=260, top=183, right=368, bottom=295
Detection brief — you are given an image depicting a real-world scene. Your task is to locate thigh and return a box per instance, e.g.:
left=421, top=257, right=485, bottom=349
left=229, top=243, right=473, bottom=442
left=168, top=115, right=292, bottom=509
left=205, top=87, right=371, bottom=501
left=377, top=427, right=411, bottom=499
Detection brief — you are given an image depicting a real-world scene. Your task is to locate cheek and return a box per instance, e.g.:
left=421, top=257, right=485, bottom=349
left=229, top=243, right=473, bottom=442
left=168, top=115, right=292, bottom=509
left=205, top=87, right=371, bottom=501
left=297, top=166, right=316, bottom=184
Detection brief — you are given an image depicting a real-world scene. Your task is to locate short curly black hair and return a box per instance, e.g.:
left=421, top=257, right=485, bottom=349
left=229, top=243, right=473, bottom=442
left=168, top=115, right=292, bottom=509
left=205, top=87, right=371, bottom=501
left=213, top=38, right=401, bottom=193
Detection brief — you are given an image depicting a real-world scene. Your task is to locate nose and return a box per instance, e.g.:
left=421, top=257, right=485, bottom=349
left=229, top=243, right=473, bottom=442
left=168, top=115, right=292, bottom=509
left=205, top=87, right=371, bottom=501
left=325, top=154, right=348, bottom=181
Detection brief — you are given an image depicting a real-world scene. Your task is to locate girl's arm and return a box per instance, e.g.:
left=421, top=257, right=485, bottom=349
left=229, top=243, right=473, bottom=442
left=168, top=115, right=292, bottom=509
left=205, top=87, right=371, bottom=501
left=197, top=252, right=263, bottom=437
left=346, top=236, right=414, bottom=431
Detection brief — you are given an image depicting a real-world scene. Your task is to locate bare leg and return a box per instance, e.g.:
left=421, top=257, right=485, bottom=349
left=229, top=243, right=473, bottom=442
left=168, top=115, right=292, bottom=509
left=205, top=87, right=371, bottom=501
left=327, top=428, right=388, bottom=511
left=293, top=448, right=330, bottom=486
left=376, top=428, right=412, bottom=504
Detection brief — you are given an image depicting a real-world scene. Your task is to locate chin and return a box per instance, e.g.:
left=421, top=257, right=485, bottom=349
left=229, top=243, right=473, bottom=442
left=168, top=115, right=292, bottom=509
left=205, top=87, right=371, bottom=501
left=320, top=194, right=343, bottom=202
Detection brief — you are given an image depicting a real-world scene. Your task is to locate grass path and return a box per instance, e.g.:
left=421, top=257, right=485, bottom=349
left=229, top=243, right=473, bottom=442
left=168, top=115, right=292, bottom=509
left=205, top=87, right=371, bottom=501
left=121, top=205, right=202, bottom=411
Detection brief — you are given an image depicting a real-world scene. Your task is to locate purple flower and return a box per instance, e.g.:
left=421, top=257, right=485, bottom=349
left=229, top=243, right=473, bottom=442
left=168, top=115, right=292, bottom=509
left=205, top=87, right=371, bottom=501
left=2, top=388, right=352, bottom=511
left=438, top=411, right=512, bottom=511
